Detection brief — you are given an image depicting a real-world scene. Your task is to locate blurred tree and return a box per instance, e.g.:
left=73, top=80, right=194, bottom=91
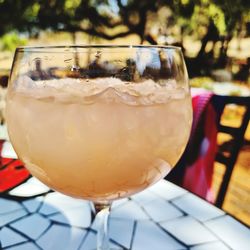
left=35, top=0, right=249, bottom=74
left=0, top=33, right=27, bottom=51
left=0, top=0, right=39, bottom=37
left=35, top=0, right=158, bottom=42
left=0, top=0, right=249, bottom=75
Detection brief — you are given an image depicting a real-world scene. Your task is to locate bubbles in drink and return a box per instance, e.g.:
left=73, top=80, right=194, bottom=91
left=14, top=76, right=187, bottom=106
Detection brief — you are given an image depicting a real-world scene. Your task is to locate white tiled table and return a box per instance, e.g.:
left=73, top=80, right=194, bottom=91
left=1, top=179, right=250, bottom=250
left=0, top=126, right=249, bottom=250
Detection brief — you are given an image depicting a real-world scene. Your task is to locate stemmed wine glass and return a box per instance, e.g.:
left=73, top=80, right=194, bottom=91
left=6, top=45, right=192, bottom=250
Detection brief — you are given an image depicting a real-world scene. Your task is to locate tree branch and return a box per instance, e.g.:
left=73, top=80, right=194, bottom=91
left=100, top=18, right=123, bottom=28
left=76, top=6, right=123, bottom=28
left=61, top=25, right=134, bottom=40
left=116, top=0, right=136, bottom=29
left=145, top=34, right=157, bottom=45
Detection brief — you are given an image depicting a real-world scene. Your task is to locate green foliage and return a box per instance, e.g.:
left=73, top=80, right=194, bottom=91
left=0, top=33, right=27, bottom=51
left=214, top=0, right=250, bottom=32
left=23, top=2, right=40, bottom=22
left=208, top=3, right=226, bottom=35
left=181, top=1, right=226, bottom=37
left=64, top=0, right=81, bottom=17
left=0, top=0, right=249, bottom=45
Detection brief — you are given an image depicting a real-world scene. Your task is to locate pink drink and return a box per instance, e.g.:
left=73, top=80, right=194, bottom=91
left=6, top=77, right=192, bottom=201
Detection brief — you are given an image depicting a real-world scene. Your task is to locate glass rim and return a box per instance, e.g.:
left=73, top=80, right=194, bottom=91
left=16, top=44, right=182, bottom=53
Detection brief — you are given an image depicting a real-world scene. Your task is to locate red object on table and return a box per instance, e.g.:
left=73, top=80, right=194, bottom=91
left=182, top=90, right=218, bottom=202
left=0, top=140, right=30, bottom=192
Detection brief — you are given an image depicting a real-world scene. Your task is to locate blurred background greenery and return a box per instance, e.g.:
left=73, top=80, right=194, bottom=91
left=0, top=0, right=249, bottom=83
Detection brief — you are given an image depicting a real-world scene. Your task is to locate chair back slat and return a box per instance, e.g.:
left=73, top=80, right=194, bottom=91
left=212, top=95, right=250, bottom=208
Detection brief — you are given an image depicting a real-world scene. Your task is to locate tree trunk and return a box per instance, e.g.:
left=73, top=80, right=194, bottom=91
left=72, top=32, right=79, bottom=67
left=216, top=33, right=232, bottom=69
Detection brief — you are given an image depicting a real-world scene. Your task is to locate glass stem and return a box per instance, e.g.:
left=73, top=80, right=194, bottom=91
left=94, top=202, right=111, bottom=250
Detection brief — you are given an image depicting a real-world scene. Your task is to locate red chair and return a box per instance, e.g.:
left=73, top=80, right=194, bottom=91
left=167, top=93, right=250, bottom=208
